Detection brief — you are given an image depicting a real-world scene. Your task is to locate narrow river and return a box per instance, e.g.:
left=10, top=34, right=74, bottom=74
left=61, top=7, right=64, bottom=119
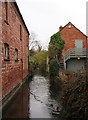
left=2, top=75, right=62, bottom=119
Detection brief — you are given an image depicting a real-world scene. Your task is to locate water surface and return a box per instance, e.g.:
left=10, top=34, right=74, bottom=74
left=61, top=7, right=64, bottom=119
left=2, top=75, right=62, bottom=119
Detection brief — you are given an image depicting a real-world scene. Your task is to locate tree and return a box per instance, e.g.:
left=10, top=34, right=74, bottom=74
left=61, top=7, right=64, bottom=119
left=29, top=31, right=38, bottom=49
left=29, top=50, right=48, bottom=75
left=29, top=31, right=42, bottom=51
left=29, top=31, right=42, bottom=57
left=49, top=32, right=65, bottom=60
left=48, top=32, right=65, bottom=77
left=29, top=49, right=36, bottom=57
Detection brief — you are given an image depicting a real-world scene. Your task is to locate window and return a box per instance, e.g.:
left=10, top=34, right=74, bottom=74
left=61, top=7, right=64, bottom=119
left=20, top=25, right=22, bottom=40
left=15, top=49, right=18, bottom=61
left=4, top=43, right=9, bottom=60
left=68, top=25, right=71, bottom=29
left=4, top=1, right=8, bottom=22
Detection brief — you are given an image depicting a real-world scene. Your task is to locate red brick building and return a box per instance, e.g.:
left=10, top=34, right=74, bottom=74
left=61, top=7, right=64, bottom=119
left=0, top=1, right=29, bottom=103
left=59, top=22, right=87, bottom=72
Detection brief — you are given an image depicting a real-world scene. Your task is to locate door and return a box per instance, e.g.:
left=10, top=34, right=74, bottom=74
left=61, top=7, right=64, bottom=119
left=75, top=40, right=83, bottom=48
left=75, top=40, right=83, bottom=55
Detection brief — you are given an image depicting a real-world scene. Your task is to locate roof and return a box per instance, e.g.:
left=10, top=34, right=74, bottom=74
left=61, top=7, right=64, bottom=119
left=14, top=1, right=30, bottom=35
left=60, top=22, right=87, bottom=38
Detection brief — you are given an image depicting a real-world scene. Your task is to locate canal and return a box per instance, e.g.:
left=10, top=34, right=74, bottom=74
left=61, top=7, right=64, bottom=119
left=2, top=75, right=62, bottom=119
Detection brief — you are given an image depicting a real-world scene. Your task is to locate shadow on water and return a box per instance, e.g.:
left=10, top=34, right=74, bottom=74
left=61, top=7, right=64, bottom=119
left=2, top=79, right=31, bottom=119
left=48, top=77, right=63, bottom=119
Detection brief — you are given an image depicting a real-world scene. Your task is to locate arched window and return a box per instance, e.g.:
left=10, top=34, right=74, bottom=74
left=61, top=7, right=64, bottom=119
left=4, top=43, right=9, bottom=60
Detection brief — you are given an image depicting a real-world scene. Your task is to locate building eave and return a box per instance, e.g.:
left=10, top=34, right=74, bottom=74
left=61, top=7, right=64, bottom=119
left=14, top=1, right=30, bottom=35
left=60, top=22, right=87, bottom=38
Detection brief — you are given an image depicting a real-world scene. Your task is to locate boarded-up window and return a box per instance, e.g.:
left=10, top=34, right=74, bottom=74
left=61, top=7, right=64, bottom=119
left=15, top=49, right=18, bottom=61
left=26, top=35, right=29, bottom=47
left=20, top=25, right=22, bottom=40
left=4, top=1, right=8, bottom=22
left=4, top=43, right=9, bottom=60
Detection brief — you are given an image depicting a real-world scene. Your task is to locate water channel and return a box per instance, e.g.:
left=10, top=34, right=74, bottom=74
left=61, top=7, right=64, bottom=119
left=2, top=75, right=62, bottom=119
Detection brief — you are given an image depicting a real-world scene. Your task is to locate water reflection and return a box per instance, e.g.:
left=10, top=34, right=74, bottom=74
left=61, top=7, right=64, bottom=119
left=2, top=80, right=30, bottom=118
left=29, top=75, right=62, bottom=119
left=29, top=75, right=52, bottom=118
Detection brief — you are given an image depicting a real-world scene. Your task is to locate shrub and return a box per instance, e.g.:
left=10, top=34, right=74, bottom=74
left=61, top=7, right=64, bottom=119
left=29, top=61, right=36, bottom=77
left=49, top=58, right=59, bottom=77
left=60, top=73, right=88, bottom=120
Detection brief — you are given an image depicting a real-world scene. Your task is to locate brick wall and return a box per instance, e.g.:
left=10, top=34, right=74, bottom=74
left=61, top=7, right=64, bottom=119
left=0, top=1, right=2, bottom=101
left=60, top=23, right=87, bottom=56
left=1, top=2, right=29, bottom=99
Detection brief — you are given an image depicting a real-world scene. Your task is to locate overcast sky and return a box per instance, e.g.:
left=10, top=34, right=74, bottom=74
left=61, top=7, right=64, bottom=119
left=16, top=0, right=87, bottom=49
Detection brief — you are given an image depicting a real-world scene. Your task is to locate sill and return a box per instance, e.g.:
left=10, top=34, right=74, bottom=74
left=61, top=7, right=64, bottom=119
left=4, top=59, right=10, bottom=61
left=4, top=20, right=9, bottom=25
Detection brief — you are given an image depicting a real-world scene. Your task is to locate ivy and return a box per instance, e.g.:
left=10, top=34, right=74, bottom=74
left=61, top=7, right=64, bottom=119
left=49, top=32, right=65, bottom=60
left=48, top=32, right=65, bottom=77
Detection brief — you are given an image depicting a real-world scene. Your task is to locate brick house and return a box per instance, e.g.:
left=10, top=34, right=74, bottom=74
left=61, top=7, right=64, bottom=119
left=59, top=22, right=87, bottom=72
left=0, top=1, right=29, bottom=105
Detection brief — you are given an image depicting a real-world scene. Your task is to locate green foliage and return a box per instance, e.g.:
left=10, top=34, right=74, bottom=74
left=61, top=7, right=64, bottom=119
left=49, top=59, right=59, bottom=77
left=49, top=32, right=65, bottom=59
left=30, top=50, right=47, bottom=66
left=29, top=61, right=36, bottom=77
left=29, top=50, right=48, bottom=74
left=48, top=32, right=65, bottom=77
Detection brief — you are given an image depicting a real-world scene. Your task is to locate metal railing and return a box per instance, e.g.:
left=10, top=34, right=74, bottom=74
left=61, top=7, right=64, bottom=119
left=64, top=48, right=87, bottom=61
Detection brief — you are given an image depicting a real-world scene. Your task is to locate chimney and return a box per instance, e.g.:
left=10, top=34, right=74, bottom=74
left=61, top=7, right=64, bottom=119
left=59, top=26, right=63, bottom=31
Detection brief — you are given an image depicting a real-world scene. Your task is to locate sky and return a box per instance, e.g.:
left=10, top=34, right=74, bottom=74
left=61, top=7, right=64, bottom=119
left=16, top=0, right=88, bottom=49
